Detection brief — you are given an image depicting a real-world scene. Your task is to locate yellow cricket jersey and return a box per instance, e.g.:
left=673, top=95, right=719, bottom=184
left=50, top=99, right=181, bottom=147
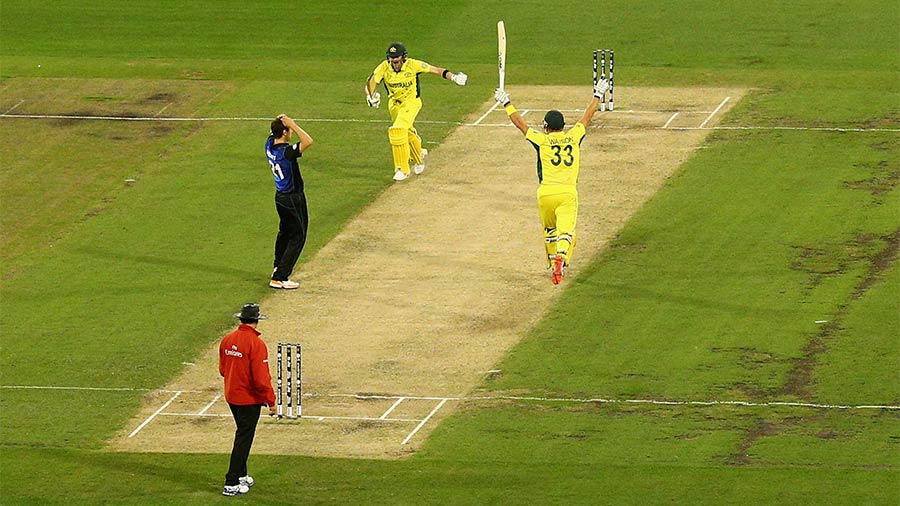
left=525, top=122, right=587, bottom=185
left=370, top=58, right=433, bottom=102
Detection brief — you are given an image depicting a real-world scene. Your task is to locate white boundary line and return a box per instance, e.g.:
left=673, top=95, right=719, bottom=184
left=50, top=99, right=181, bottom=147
left=128, top=391, right=182, bottom=438
left=4, top=384, right=899, bottom=410
left=699, top=96, right=730, bottom=128
left=1, top=112, right=897, bottom=133
left=401, top=398, right=448, bottom=445
left=671, top=125, right=900, bottom=133
left=0, top=384, right=202, bottom=393
left=310, top=392, right=900, bottom=411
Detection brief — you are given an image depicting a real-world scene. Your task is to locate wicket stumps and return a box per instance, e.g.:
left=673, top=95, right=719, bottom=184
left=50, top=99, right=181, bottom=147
left=593, top=49, right=615, bottom=111
left=275, top=342, right=302, bottom=418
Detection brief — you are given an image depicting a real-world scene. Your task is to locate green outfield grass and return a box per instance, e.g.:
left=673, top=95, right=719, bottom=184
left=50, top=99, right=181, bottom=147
left=1, top=0, right=898, bottom=504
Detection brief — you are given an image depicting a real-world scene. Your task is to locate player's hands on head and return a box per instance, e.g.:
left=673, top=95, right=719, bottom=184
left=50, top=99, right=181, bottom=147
left=279, top=114, right=297, bottom=127
left=451, top=72, right=468, bottom=86
left=494, top=88, right=510, bottom=105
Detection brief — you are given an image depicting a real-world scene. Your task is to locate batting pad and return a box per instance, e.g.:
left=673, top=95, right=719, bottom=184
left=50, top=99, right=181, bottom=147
left=408, top=128, right=423, bottom=165
left=389, top=126, right=410, bottom=173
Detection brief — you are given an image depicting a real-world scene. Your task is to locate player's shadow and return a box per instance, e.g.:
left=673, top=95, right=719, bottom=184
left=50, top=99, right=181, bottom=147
left=74, top=245, right=261, bottom=281
left=39, top=448, right=221, bottom=497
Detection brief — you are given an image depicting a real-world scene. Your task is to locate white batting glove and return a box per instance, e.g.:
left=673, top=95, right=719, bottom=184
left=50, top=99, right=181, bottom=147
left=366, top=92, right=381, bottom=108
left=593, top=79, right=610, bottom=98
left=494, top=88, right=510, bottom=105
left=451, top=72, right=468, bottom=86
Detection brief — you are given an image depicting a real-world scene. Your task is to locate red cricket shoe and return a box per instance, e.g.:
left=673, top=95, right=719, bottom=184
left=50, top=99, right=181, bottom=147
left=551, top=255, right=565, bottom=285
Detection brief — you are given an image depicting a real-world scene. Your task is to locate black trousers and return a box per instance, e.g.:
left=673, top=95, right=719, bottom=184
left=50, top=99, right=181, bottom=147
left=225, top=403, right=262, bottom=485
left=273, top=191, right=309, bottom=280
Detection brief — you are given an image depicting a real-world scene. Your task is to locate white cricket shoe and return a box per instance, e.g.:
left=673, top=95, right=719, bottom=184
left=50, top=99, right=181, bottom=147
left=269, top=279, right=300, bottom=289
left=393, top=169, right=409, bottom=181
left=223, top=483, right=250, bottom=496
left=239, top=475, right=254, bottom=487
left=413, top=148, right=428, bottom=175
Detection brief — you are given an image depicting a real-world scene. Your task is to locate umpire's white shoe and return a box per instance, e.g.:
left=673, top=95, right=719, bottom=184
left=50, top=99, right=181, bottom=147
left=393, top=169, right=409, bottom=181
left=239, top=475, right=254, bottom=487
left=223, top=483, right=250, bottom=496
left=413, top=148, right=428, bottom=175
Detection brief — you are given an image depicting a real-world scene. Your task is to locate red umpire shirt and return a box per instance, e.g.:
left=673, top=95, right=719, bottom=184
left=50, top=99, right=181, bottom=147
left=219, top=324, right=276, bottom=407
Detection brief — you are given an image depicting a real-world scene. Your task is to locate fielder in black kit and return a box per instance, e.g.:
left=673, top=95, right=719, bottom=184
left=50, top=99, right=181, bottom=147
left=264, top=114, right=314, bottom=289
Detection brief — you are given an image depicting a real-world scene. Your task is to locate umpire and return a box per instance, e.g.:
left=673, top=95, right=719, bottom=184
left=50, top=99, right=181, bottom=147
left=265, top=114, right=314, bottom=290
left=219, top=303, right=276, bottom=496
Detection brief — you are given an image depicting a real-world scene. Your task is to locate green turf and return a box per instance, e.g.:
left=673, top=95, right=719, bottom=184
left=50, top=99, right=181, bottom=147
left=488, top=130, right=899, bottom=402
left=1, top=0, right=898, bottom=504
left=1, top=445, right=895, bottom=506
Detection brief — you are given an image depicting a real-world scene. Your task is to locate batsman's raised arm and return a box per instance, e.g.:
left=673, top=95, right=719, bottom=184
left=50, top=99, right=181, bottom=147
left=427, top=64, right=468, bottom=86
left=579, top=96, right=601, bottom=127
left=494, top=88, right=528, bottom=134
left=579, top=78, right=610, bottom=127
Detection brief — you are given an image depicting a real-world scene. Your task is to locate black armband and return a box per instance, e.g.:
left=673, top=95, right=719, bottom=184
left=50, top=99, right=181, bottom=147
left=442, top=69, right=451, bottom=79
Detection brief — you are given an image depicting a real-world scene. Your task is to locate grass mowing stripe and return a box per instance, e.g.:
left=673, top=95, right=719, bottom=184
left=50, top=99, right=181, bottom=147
left=4, top=1, right=898, bottom=74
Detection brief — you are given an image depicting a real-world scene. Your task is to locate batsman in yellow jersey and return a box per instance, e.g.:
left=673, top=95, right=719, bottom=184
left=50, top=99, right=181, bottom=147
left=494, top=79, right=610, bottom=285
left=365, top=42, right=468, bottom=181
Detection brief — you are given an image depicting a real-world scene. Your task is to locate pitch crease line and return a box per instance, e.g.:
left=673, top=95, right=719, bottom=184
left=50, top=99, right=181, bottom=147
left=153, top=103, right=172, bottom=117
left=472, top=101, right=500, bottom=125
left=128, top=391, right=182, bottom=438
left=662, top=112, right=679, bottom=129
left=699, top=96, right=730, bottom=128
left=157, top=412, right=422, bottom=422
left=198, top=393, right=221, bottom=415
left=380, top=397, right=405, bottom=419
left=401, top=398, right=448, bottom=445
left=3, top=100, right=25, bottom=114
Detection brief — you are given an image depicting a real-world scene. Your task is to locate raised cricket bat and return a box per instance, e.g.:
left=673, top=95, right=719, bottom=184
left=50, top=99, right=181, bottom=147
left=497, top=20, right=506, bottom=91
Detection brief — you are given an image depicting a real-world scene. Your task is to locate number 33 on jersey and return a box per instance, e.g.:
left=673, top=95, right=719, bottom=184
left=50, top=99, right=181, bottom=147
left=525, top=122, right=586, bottom=185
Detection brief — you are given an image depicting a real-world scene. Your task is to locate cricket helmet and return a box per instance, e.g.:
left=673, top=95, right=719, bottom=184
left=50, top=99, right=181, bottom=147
left=544, top=110, right=565, bottom=131
left=386, top=42, right=407, bottom=59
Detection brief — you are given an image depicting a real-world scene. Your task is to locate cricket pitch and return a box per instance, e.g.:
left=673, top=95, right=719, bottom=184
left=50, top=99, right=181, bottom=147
left=109, top=85, right=745, bottom=459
